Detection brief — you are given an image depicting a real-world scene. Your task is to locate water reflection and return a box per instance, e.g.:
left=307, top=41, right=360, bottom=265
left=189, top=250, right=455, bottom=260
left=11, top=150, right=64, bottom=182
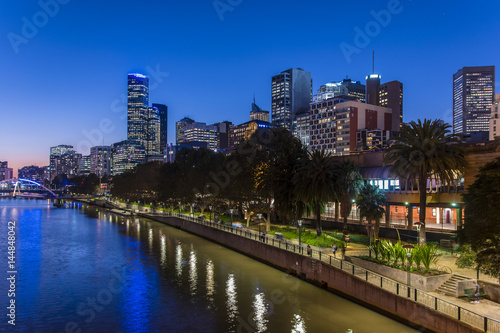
left=226, top=274, right=238, bottom=323
left=175, top=243, right=183, bottom=280
left=291, top=314, right=307, bottom=333
left=252, top=291, right=269, bottom=333
left=148, top=228, right=153, bottom=252
left=160, top=235, right=167, bottom=269
left=206, top=260, right=215, bottom=307
left=189, top=248, right=198, bottom=296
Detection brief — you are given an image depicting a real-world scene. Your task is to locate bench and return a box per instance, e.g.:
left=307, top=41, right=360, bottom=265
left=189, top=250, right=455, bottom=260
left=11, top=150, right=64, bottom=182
left=275, top=232, right=283, bottom=240
left=464, top=288, right=487, bottom=301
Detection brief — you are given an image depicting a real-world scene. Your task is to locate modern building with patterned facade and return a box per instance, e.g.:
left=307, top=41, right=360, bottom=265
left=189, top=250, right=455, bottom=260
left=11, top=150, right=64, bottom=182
left=271, top=68, right=312, bottom=131
left=112, top=140, right=145, bottom=176
left=309, top=98, right=394, bottom=155
left=292, top=113, right=311, bottom=149
left=453, top=66, right=495, bottom=141
left=79, top=155, right=91, bottom=176
left=250, top=100, right=270, bottom=122
left=152, top=103, right=168, bottom=153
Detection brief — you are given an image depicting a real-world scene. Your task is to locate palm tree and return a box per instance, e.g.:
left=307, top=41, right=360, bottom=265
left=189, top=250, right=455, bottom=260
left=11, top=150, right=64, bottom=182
left=293, top=149, right=336, bottom=236
left=384, top=119, right=467, bottom=244
left=334, top=161, right=363, bottom=237
left=357, top=183, right=386, bottom=242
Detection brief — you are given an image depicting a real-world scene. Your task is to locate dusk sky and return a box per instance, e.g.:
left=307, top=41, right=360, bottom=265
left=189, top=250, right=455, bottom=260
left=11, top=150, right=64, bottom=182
left=1, top=0, right=499, bottom=176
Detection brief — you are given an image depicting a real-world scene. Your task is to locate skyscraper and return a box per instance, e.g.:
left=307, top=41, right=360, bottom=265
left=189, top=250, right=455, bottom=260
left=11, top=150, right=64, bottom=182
left=365, top=74, right=381, bottom=105
left=453, top=66, right=495, bottom=141
left=489, top=94, right=500, bottom=141
left=152, top=103, right=168, bottom=153
left=250, top=100, right=270, bottom=122
left=127, top=73, right=149, bottom=146
left=271, top=68, right=312, bottom=131
left=90, top=146, right=113, bottom=178
left=379, top=81, right=403, bottom=131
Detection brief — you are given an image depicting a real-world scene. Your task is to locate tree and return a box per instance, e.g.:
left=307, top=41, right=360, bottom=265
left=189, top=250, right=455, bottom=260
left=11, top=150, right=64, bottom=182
left=459, top=157, right=500, bottom=279
left=357, top=183, right=386, bottom=241
left=384, top=119, right=467, bottom=243
left=334, top=160, right=363, bottom=237
left=293, top=149, right=336, bottom=236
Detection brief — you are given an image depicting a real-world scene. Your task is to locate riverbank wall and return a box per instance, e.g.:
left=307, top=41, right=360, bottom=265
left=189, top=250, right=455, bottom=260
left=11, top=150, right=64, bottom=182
left=143, top=213, right=481, bottom=333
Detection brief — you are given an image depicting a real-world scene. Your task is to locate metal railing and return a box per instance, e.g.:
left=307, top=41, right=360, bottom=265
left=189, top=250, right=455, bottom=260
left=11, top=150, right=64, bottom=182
left=145, top=211, right=500, bottom=332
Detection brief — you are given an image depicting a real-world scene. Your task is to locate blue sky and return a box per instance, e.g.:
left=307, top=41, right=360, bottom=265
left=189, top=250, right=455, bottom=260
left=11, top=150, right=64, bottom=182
left=1, top=0, right=499, bottom=175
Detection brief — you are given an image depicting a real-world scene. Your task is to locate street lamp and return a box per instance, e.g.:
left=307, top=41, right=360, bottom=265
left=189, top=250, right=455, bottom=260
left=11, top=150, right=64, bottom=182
left=403, top=244, right=414, bottom=297
left=178, top=201, right=181, bottom=215
left=229, top=209, right=234, bottom=223
left=191, top=203, right=195, bottom=217
left=257, top=213, right=263, bottom=233
left=297, top=220, right=303, bottom=247
left=209, top=206, right=212, bottom=222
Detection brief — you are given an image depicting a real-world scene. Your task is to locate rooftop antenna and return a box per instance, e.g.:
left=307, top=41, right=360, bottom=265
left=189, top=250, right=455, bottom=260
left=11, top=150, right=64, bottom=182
left=372, top=50, right=375, bottom=74
left=253, top=93, right=255, bottom=104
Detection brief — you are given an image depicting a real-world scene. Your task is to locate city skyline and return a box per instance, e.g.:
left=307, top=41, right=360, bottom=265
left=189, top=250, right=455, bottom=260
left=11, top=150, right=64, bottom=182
left=1, top=0, right=499, bottom=175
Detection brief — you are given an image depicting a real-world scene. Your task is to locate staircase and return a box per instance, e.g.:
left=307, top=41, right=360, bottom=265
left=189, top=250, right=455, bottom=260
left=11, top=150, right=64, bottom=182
left=436, top=274, right=469, bottom=296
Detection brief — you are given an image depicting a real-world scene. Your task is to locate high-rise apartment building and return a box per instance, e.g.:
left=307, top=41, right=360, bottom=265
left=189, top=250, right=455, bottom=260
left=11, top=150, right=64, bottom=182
left=176, top=117, right=195, bottom=145
left=0, top=162, right=13, bottom=181
left=453, top=66, right=495, bottom=141
left=49, top=145, right=75, bottom=179
left=379, top=81, right=403, bottom=131
left=152, top=103, right=168, bottom=153
left=309, top=96, right=358, bottom=154
left=79, top=155, right=91, bottom=176
left=489, top=94, right=500, bottom=141
left=271, top=68, right=312, bottom=131
left=292, top=113, right=311, bottom=149
left=90, top=146, right=113, bottom=178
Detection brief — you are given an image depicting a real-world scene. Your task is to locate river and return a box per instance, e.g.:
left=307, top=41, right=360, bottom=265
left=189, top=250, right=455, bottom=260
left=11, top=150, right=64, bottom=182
left=0, top=198, right=417, bottom=332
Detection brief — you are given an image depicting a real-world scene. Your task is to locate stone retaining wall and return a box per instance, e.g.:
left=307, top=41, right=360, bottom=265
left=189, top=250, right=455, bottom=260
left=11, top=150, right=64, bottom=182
left=144, top=214, right=482, bottom=333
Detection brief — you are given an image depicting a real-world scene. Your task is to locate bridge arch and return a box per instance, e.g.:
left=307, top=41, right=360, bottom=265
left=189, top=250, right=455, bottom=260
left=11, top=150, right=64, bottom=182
left=0, top=178, right=59, bottom=198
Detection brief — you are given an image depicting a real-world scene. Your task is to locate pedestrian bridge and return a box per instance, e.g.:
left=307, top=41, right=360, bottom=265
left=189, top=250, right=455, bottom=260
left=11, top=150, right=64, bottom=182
left=0, top=178, right=60, bottom=198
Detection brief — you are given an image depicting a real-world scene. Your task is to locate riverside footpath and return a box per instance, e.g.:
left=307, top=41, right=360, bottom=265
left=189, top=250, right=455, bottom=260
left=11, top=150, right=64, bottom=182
left=80, top=198, right=500, bottom=332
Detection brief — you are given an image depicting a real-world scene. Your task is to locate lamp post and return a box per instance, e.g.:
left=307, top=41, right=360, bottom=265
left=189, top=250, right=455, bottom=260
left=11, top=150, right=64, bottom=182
left=297, top=220, right=303, bottom=247
left=178, top=201, right=181, bottom=215
left=209, top=206, right=212, bottom=222
left=257, top=213, right=263, bottom=233
left=191, top=203, right=195, bottom=217
left=403, top=244, right=414, bottom=297
left=230, top=209, right=234, bottom=223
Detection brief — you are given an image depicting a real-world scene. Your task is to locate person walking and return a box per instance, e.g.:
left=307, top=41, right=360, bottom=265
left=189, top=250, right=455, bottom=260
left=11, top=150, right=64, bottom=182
left=307, top=244, right=312, bottom=256
left=473, top=281, right=481, bottom=304
left=332, top=244, right=338, bottom=258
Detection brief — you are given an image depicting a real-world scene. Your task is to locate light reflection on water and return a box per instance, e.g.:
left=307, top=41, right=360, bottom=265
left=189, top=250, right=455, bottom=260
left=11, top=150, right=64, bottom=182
left=0, top=199, right=418, bottom=333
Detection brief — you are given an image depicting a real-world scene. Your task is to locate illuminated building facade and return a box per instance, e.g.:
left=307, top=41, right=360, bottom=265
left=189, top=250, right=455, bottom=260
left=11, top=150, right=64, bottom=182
left=489, top=94, right=500, bottom=140
left=315, top=78, right=365, bottom=102
left=112, top=140, right=145, bottom=176
left=379, top=80, right=403, bottom=131
left=229, top=120, right=272, bottom=152
left=176, top=117, right=195, bottom=145
left=90, top=146, right=113, bottom=178
left=453, top=66, right=495, bottom=141
left=180, top=122, right=219, bottom=151
left=127, top=73, right=149, bottom=149
left=271, top=68, right=312, bottom=131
